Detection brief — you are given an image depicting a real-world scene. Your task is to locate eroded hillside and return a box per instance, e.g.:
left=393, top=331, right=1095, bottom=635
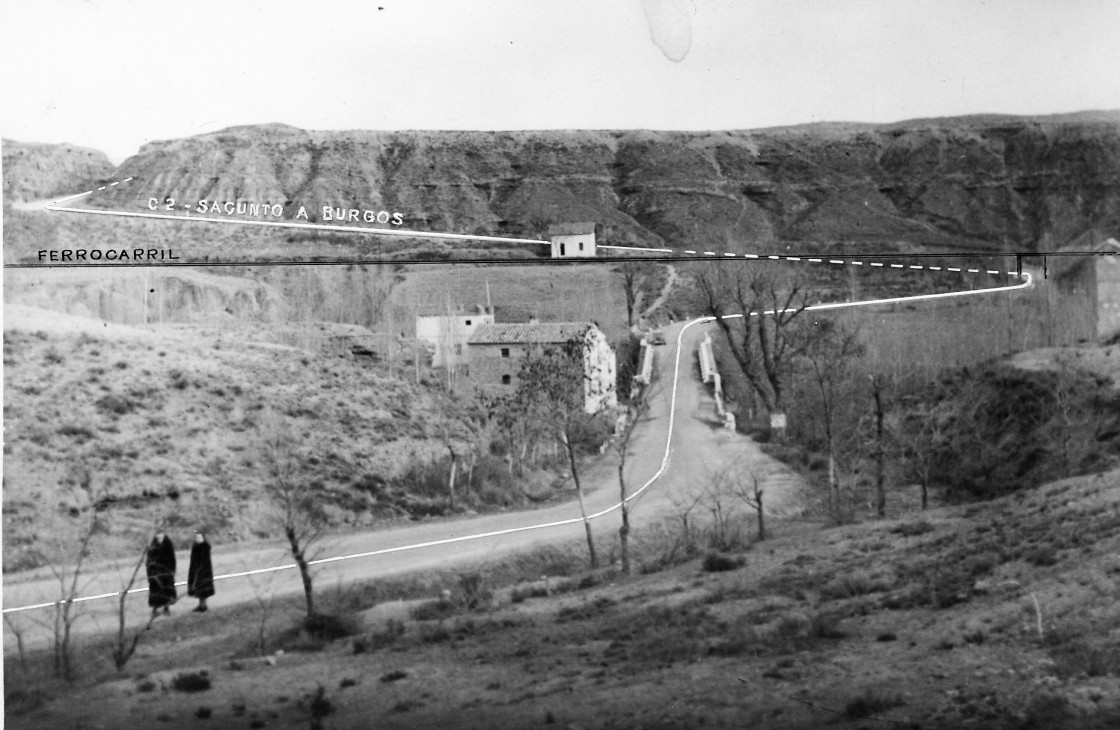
left=70, top=114, right=1120, bottom=255
left=2, top=139, right=116, bottom=203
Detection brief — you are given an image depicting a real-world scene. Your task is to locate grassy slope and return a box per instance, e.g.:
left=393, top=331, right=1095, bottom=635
left=2, top=308, right=481, bottom=571
left=6, top=469, right=1119, bottom=729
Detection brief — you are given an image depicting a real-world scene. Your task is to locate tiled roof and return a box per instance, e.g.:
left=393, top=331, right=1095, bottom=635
left=468, top=322, right=592, bottom=345
left=547, top=222, right=598, bottom=236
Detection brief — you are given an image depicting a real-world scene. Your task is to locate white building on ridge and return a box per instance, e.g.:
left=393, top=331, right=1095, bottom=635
left=548, top=222, right=598, bottom=258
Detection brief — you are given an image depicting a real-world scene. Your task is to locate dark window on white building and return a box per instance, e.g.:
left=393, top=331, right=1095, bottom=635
left=501, top=374, right=511, bottom=385
left=500, top=347, right=510, bottom=358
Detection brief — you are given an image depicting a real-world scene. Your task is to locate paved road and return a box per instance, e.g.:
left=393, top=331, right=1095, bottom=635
left=2, top=318, right=807, bottom=650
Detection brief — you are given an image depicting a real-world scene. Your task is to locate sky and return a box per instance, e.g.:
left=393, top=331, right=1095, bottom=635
left=2, top=0, right=1119, bottom=163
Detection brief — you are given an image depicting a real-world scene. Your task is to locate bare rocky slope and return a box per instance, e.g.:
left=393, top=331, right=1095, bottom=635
left=69, top=111, right=1120, bottom=255
left=2, top=139, right=116, bottom=203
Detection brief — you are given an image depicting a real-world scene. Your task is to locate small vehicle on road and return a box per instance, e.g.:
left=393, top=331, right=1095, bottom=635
left=650, top=330, right=666, bottom=345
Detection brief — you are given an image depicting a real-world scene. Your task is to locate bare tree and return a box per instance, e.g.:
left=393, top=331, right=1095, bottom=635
left=729, top=464, right=766, bottom=542
left=870, top=374, right=889, bottom=518
left=110, top=543, right=158, bottom=672
left=897, top=397, right=949, bottom=510
left=701, top=460, right=768, bottom=549
left=799, top=318, right=865, bottom=523
left=617, top=261, right=657, bottom=328
left=663, top=489, right=705, bottom=564
left=516, top=336, right=614, bottom=568
left=246, top=570, right=281, bottom=655
left=701, top=475, right=747, bottom=551
left=4, top=613, right=30, bottom=677
left=690, top=261, right=814, bottom=440
left=439, top=423, right=461, bottom=512
left=481, top=391, right=527, bottom=477
left=1048, top=351, right=1096, bottom=475
left=614, top=360, right=658, bottom=574
left=259, top=410, right=328, bottom=619
left=45, top=509, right=101, bottom=681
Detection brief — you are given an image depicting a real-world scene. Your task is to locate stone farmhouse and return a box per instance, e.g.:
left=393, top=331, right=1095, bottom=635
left=467, top=320, right=617, bottom=413
left=415, top=305, right=495, bottom=368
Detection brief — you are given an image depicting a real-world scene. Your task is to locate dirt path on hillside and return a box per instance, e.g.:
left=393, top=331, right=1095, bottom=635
left=2, top=319, right=808, bottom=650
left=641, top=264, right=679, bottom=319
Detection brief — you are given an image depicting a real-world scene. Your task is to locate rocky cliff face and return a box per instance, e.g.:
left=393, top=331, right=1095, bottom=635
left=2, top=139, right=116, bottom=203
left=94, top=114, right=1120, bottom=254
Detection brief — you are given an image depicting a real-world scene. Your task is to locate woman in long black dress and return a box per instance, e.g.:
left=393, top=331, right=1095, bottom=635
left=146, top=532, right=177, bottom=617
left=187, top=532, right=215, bottom=612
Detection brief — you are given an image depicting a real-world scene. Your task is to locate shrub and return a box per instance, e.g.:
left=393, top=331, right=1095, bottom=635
left=411, top=598, right=457, bottom=622
left=843, top=690, right=903, bottom=719
left=963, top=629, right=986, bottom=645
left=702, top=551, right=743, bottom=572
left=891, top=520, right=934, bottom=537
left=309, top=686, right=334, bottom=721
left=380, top=670, right=408, bottom=683
left=961, top=552, right=1000, bottom=577
left=556, top=597, right=615, bottom=624
left=807, top=454, right=830, bottom=471
left=1050, top=639, right=1120, bottom=678
left=96, top=393, right=137, bottom=415
left=171, top=672, right=212, bottom=693
left=195, top=707, right=212, bottom=719
left=820, top=570, right=887, bottom=600
left=353, top=619, right=405, bottom=654
left=457, top=572, right=491, bottom=609
left=1024, top=544, right=1059, bottom=567
left=303, top=613, right=361, bottom=641
left=57, top=424, right=96, bottom=440
left=419, top=623, right=451, bottom=643
left=808, top=612, right=847, bottom=640
left=577, top=573, right=602, bottom=590
left=1020, top=694, right=1070, bottom=729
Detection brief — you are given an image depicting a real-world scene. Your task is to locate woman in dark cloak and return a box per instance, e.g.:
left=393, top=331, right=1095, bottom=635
left=187, top=532, right=215, bottom=612
left=146, top=532, right=177, bottom=617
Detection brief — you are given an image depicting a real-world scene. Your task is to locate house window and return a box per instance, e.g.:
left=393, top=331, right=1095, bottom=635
left=560, top=243, right=566, bottom=256
left=501, top=374, right=511, bottom=385
left=500, top=347, right=510, bottom=358
left=579, top=242, right=584, bottom=251
left=465, top=319, right=472, bottom=326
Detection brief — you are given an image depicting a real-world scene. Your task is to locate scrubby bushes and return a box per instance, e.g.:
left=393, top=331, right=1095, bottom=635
left=902, top=362, right=1118, bottom=500
left=171, top=671, right=211, bottom=693
left=701, top=551, right=744, bottom=572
